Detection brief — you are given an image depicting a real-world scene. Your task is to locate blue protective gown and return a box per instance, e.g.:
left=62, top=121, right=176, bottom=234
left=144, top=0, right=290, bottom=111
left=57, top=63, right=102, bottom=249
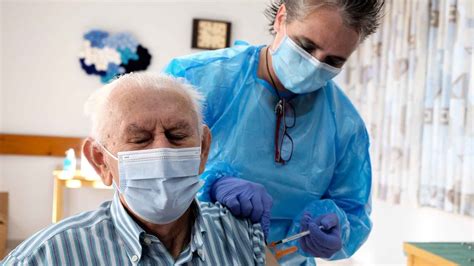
left=163, top=42, right=372, bottom=265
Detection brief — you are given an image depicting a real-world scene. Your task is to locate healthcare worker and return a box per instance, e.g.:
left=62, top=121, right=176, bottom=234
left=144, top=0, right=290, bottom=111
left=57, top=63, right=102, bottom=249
left=164, top=0, right=384, bottom=264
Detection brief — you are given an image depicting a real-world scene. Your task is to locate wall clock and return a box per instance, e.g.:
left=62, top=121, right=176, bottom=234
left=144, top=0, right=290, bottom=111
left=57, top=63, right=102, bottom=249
left=192, top=18, right=231, bottom=50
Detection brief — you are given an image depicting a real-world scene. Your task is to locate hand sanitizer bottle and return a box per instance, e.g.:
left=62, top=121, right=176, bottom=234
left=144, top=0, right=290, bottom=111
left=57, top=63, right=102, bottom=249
left=63, top=148, right=77, bottom=178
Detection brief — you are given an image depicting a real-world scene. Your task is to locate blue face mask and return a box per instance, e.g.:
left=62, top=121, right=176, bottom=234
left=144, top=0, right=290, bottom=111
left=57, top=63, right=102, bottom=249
left=100, top=144, right=203, bottom=224
left=270, top=34, right=342, bottom=94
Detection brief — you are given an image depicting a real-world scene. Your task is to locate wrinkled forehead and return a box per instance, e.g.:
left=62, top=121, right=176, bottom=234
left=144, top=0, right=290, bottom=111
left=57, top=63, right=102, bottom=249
left=105, top=85, right=198, bottom=133
left=110, top=85, right=191, bottom=108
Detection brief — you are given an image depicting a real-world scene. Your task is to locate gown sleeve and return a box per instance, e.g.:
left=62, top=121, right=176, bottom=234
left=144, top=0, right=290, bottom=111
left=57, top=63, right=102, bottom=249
left=284, top=122, right=373, bottom=259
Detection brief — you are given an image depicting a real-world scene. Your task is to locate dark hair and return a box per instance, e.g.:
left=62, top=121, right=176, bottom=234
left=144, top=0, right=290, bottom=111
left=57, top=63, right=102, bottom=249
left=264, top=0, right=385, bottom=40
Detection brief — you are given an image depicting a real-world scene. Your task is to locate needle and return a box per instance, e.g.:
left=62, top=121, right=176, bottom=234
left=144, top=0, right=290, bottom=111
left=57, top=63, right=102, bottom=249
left=270, top=226, right=324, bottom=246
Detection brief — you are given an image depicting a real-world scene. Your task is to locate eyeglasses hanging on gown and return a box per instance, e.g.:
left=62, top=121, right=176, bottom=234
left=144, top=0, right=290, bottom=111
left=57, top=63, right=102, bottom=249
left=274, top=98, right=295, bottom=164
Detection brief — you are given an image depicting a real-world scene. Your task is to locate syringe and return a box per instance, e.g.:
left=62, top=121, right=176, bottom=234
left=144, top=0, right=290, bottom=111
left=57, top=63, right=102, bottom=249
left=270, top=226, right=324, bottom=246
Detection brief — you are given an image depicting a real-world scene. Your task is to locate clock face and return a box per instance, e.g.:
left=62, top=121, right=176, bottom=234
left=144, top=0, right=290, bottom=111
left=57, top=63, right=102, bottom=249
left=192, top=19, right=231, bottom=50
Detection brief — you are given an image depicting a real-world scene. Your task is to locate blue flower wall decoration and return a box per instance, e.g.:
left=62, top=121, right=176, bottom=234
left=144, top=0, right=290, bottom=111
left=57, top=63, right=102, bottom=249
left=79, top=30, right=152, bottom=83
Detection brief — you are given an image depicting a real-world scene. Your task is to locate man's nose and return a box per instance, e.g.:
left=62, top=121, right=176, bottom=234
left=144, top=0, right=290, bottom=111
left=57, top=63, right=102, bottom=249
left=150, top=135, right=175, bottom=149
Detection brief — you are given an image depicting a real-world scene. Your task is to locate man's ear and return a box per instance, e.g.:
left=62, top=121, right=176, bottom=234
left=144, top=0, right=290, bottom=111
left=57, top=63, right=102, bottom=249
left=273, top=4, right=287, bottom=34
left=82, top=137, right=114, bottom=186
left=198, top=126, right=212, bottom=174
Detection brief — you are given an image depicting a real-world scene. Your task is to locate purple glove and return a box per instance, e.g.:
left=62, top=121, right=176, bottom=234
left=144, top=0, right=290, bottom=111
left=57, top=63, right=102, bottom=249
left=210, top=177, right=273, bottom=238
left=299, top=212, right=342, bottom=258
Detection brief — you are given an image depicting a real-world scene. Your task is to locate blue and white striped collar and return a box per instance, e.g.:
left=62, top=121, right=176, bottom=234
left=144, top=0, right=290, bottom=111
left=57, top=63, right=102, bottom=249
left=190, top=201, right=207, bottom=261
left=110, top=193, right=145, bottom=262
left=110, top=193, right=207, bottom=262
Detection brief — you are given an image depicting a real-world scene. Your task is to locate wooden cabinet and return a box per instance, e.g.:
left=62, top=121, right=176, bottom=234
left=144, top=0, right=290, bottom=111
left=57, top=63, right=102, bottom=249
left=0, top=192, right=8, bottom=260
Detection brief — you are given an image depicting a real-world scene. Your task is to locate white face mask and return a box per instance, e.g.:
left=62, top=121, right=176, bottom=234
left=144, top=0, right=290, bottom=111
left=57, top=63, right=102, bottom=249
left=99, top=143, right=203, bottom=224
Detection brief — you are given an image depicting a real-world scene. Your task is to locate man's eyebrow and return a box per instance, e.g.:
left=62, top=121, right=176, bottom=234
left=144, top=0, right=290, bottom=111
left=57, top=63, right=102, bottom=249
left=166, top=120, right=193, bottom=131
left=125, top=123, right=153, bottom=134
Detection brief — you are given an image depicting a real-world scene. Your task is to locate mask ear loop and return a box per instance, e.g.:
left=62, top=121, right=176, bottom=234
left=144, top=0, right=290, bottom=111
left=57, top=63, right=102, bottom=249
left=270, top=15, right=288, bottom=54
left=96, top=141, right=118, bottom=161
left=95, top=141, right=122, bottom=193
left=111, top=180, right=122, bottom=194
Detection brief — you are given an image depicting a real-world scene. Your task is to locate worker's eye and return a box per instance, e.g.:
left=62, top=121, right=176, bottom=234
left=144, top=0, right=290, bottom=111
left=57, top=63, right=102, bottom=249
left=325, top=57, right=345, bottom=68
left=294, top=38, right=316, bottom=56
left=300, top=44, right=315, bottom=55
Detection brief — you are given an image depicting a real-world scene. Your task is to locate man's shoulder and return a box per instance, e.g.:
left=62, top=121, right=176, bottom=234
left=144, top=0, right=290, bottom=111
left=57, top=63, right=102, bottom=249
left=3, top=201, right=112, bottom=263
left=198, top=201, right=239, bottom=219
left=197, top=201, right=265, bottom=264
left=198, top=201, right=262, bottom=235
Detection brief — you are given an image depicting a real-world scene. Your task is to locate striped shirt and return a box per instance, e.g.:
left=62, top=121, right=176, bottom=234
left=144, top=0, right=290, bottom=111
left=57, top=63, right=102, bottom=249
left=2, top=194, right=265, bottom=265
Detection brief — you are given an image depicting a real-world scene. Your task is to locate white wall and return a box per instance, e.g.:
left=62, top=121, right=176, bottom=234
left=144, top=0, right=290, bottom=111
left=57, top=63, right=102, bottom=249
left=0, top=0, right=272, bottom=240
left=345, top=200, right=474, bottom=265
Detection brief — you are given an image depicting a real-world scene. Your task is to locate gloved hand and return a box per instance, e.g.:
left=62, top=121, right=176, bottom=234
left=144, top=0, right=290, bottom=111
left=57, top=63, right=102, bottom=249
left=210, top=177, right=273, bottom=238
left=299, top=212, right=342, bottom=258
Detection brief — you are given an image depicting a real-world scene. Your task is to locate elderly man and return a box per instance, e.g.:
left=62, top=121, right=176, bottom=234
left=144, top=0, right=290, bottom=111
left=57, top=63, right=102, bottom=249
left=2, top=73, right=266, bottom=265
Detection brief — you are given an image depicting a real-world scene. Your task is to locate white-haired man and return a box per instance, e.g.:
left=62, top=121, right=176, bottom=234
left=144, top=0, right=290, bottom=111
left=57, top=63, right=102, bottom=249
left=2, top=73, right=266, bottom=265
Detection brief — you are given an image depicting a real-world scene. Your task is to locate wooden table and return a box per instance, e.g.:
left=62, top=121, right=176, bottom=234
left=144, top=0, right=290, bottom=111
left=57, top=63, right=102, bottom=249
left=52, top=170, right=111, bottom=223
left=404, top=242, right=474, bottom=266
